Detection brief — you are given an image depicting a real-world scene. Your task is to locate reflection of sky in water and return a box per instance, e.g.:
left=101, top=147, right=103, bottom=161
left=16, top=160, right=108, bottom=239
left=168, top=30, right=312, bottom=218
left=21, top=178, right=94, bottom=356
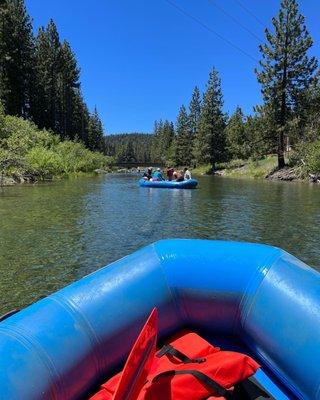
left=0, top=174, right=320, bottom=312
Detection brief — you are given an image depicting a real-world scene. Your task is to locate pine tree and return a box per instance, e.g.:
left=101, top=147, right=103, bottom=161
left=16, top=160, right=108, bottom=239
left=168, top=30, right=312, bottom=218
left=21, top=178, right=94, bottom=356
left=71, top=90, right=89, bottom=145
left=225, top=107, right=249, bottom=160
left=173, top=105, right=192, bottom=166
left=193, top=68, right=226, bottom=168
left=150, top=119, right=163, bottom=163
left=88, top=107, right=104, bottom=151
left=256, top=0, right=317, bottom=169
left=150, top=119, right=174, bottom=164
left=0, top=0, right=35, bottom=117
left=33, top=20, right=62, bottom=132
left=189, top=86, right=201, bottom=136
left=57, top=41, right=80, bottom=139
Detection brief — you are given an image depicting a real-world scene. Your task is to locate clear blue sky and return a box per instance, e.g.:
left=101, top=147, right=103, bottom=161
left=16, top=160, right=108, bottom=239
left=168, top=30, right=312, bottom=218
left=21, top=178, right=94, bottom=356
left=25, top=0, right=320, bottom=134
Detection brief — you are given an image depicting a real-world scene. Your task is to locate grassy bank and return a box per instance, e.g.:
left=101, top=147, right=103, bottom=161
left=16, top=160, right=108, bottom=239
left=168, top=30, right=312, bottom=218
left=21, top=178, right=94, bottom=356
left=217, top=156, right=278, bottom=179
left=192, top=164, right=213, bottom=176
left=192, top=156, right=279, bottom=179
left=0, top=110, right=113, bottom=185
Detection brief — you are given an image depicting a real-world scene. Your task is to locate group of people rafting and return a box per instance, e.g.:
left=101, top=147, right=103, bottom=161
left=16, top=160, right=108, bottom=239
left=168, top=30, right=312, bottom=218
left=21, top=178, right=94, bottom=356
left=143, top=167, right=192, bottom=182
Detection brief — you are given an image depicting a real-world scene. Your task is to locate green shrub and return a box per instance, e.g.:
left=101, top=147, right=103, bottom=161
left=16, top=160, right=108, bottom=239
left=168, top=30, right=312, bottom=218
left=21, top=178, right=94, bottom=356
left=216, top=159, right=246, bottom=170
left=54, top=141, right=112, bottom=173
left=0, top=148, right=25, bottom=172
left=3, top=116, right=59, bottom=155
left=192, top=164, right=213, bottom=175
left=0, top=112, right=114, bottom=180
left=292, top=141, right=320, bottom=174
left=26, top=147, right=64, bottom=177
left=0, top=103, right=6, bottom=140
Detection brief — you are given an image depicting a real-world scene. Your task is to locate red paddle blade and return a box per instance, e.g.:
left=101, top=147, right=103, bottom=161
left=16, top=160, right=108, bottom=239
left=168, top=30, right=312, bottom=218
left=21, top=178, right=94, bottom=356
left=112, top=308, right=158, bottom=400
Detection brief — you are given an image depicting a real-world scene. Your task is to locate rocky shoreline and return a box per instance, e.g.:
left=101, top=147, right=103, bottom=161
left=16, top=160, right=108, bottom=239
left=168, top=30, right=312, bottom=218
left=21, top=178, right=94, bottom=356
left=0, top=172, right=39, bottom=186
left=266, top=167, right=299, bottom=182
left=214, top=166, right=320, bottom=184
left=266, top=168, right=320, bottom=183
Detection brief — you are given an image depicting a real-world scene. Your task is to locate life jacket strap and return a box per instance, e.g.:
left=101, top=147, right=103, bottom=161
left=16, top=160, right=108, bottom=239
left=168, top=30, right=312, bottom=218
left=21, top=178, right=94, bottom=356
left=157, top=344, right=206, bottom=364
left=152, top=369, right=234, bottom=400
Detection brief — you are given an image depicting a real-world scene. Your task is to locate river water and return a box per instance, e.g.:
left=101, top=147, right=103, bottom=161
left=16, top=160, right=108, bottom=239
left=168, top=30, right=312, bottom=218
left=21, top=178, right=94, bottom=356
left=0, top=174, right=320, bottom=314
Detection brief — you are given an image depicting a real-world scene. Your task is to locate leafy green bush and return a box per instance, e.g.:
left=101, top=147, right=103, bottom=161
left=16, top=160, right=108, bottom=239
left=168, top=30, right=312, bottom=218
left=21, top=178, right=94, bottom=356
left=0, top=112, right=114, bottom=180
left=291, top=141, right=320, bottom=174
left=216, top=159, right=246, bottom=170
left=3, top=116, right=59, bottom=155
left=0, top=148, right=26, bottom=172
left=192, top=164, right=213, bottom=175
left=0, top=103, right=6, bottom=140
left=55, top=141, right=112, bottom=173
left=26, top=147, right=64, bottom=177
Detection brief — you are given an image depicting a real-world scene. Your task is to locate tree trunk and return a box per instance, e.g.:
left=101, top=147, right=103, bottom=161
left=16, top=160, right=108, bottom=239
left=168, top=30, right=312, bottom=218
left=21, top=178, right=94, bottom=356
left=278, top=129, right=285, bottom=169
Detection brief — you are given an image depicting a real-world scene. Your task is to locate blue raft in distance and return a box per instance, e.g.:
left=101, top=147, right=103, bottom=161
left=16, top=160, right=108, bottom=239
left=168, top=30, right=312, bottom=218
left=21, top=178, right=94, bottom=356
left=139, top=178, right=198, bottom=188
left=0, top=239, right=320, bottom=399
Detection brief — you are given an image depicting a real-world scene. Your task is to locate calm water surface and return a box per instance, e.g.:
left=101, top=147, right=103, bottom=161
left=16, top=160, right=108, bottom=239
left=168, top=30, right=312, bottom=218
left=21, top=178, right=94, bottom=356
left=1, top=174, right=320, bottom=314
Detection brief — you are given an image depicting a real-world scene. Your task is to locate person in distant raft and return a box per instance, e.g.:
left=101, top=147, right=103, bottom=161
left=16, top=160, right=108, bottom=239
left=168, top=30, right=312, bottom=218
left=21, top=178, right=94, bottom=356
left=184, top=167, right=192, bottom=180
left=143, top=167, right=153, bottom=180
left=152, top=168, right=164, bottom=181
left=167, top=167, right=174, bottom=181
left=176, top=170, right=184, bottom=182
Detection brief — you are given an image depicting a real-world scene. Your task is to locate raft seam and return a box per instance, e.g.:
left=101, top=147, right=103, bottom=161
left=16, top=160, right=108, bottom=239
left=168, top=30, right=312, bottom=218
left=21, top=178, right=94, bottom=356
left=50, top=294, right=102, bottom=373
left=0, top=326, right=62, bottom=400
left=235, top=248, right=282, bottom=335
left=152, top=242, right=188, bottom=325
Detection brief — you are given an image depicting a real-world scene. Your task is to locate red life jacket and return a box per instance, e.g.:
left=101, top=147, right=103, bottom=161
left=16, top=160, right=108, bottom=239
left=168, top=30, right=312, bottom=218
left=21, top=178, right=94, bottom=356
left=89, top=309, right=260, bottom=400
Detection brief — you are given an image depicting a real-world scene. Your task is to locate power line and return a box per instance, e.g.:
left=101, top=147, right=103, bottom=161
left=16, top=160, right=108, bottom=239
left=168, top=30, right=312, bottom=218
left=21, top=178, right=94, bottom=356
left=206, top=0, right=263, bottom=42
left=163, top=0, right=258, bottom=63
left=233, top=0, right=266, bottom=28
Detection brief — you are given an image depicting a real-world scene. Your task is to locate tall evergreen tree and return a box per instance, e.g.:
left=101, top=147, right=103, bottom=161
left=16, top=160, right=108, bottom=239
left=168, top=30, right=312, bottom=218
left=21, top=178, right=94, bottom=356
left=88, top=107, right=104, bottom=151
left=225, top=107, right=249, bottom=160
left=173, top=105, right=192, bottom=166
left=33, top=20, right=62, bottom=132
left=189, top=86, right=201, bottom=136
left=193, top=68, right=226, bottom=167
left=151, top=119, right=174, bottom=164
left=0, top=0, right=34, bottom=117
left=75, top=94, right=90, bottom=145
left=256, top=0, right=317, bottom=169
left=57, top=41, right=80, bottom=139
left=150, top=119, right=163, bottom=163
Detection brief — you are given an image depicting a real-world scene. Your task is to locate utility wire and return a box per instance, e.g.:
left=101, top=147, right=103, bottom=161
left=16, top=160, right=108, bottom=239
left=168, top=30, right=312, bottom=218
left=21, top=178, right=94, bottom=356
left=233, top=0, right=266, bottom=28
left=163, top=0, right=258, bottom=63
left=206, top=0, right=263, bottom=42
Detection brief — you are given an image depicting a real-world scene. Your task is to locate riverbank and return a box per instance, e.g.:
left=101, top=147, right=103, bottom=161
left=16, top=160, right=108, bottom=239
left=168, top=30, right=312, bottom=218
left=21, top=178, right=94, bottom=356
left=193, top=155, right=319, bottom=183
left=0, top=170, right=113, bottom=186
left=192, top=156, right=279, bottom=179
left=0, top=111, right=113, bottom=186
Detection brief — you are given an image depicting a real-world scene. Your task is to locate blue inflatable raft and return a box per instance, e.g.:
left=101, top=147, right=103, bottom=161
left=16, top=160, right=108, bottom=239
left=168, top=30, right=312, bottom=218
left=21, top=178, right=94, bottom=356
left=0, top=239, right=319, bottom=399
left=139, top=178, right=198, bottom=188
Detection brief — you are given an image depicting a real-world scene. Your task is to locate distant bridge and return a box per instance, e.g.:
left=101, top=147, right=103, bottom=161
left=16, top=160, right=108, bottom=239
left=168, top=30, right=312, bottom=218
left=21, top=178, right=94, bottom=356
left=114, top=162, right=165, bottom=168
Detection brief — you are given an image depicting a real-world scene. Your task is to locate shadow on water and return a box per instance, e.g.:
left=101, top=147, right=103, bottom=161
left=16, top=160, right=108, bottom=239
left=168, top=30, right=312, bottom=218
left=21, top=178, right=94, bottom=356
left=0, top=173, right=320, bottom=313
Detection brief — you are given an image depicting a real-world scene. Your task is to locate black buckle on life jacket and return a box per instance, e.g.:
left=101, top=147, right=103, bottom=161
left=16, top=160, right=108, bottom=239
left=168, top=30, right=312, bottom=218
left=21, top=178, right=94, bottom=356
left=157, top=344, right=206, bottom=364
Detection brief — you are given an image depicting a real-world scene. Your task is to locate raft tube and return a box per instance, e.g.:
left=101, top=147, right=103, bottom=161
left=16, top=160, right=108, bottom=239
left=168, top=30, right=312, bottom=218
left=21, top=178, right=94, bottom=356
left=0, top=239, right=319, bottom=400
left=139, top=178, right=198, bottom=188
